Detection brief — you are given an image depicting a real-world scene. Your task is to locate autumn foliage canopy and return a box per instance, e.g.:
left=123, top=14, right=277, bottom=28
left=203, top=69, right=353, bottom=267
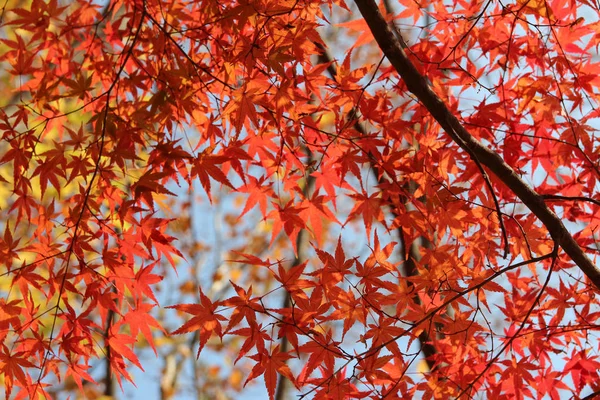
left=2, top=0, right=600, bottom=398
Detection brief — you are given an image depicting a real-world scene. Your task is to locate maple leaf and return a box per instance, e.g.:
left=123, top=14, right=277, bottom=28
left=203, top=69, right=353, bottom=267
left=107, top=328, right=143, bottom=370
left=123, top=302, right=165, bottom=355
left=132, top=262, right=163, bottom=304
left=347, top=191, right=387, bottom=237
left=297, top=330, right=339, bottom=384
left=0, top=345, right=36, bottom=398
left=0, top=299, right=22, bottom=335
left=230, top=323, right=272, bottom=363
left=517, top=0, right=555, bottom=19
left=132, top=170, right=176, bottom=208
left=311, top=167, right=342, bottom=203
left=223, top=281, right=264, bottom=332
left=563, top=350, right=600, bottom=392
left=238, top=175, right=274, bottom=218
left=267, top=201, right=307, bottom=253
left=336, top=19, right=375, bottom=48
left=301, top=194, right=339, bottom=245
left=336, top=2, right=394, bottom=48
left=275, top=287, right=329, bottom=354
left=397, top=0, right=425, bottom=23
left=64, top=361, right=96, bottom=393
left=2, top=34, right=37, bottom=75
left=274, top=260, right=312, bottom=295
left=314, top=237, right=355, bottom=285
left=356, top=351, right=394, bottom=386
left=168, top=288, right=227, bottom=357
left=223, top=84, right=262, bottom=132
left=191, top=152, right=235, bottom=201
left=328, top=288, right=367, bottom=338
left=361, top=316, right=405, bottom=360
left=245, top=346, right=296, bottom=400
left=150, top=228, right=184, bottom=268
left=310, top=366, right=369, bottom=399
left=365, top=230, right=397, bottom=272
left=63, top=71, right=95, bottom=100
left=229, top=251, right=274, bottom=267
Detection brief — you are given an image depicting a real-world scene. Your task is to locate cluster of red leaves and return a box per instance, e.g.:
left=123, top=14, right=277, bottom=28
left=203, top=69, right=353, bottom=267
left=0, top=0, right=600, bottom=398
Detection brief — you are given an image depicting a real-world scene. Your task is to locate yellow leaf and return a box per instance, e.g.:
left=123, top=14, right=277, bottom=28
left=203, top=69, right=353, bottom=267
left=517, top=0, right=554, bottom=19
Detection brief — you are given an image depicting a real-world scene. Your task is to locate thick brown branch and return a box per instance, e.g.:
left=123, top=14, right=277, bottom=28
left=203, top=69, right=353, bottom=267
left=353, top=0, right=600, bottom=289
left=104, top=301, right=116, bottom=396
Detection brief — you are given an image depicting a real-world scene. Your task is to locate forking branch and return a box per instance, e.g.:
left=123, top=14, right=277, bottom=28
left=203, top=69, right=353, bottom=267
left=353, top=0, right=600, bottom=290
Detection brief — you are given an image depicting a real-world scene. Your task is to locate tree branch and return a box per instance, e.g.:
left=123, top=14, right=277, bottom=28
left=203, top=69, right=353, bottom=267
left=315, top=42, right=440, bottom=372
left=274, top=150, right=314, bottom=400
left=354, top=0, right=600, bottom=289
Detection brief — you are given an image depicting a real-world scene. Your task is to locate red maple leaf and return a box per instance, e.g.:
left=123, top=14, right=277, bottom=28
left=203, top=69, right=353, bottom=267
left=168, top=288, right=227, bottom=357
left=245, top=346, right=296, bottom=400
